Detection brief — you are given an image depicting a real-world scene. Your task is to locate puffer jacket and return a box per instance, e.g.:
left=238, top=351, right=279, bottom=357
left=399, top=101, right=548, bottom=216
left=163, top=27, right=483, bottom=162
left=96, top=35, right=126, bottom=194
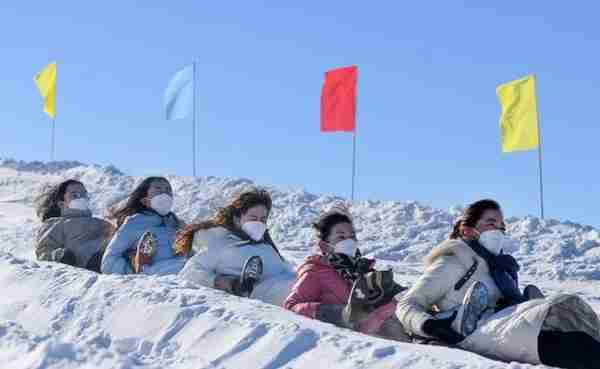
left=396, top=238, right=600, bottom=364
left=285, top=255, right=400, bottom=335
left=36, top=208, right=113, bottom=271
left=101, top=211, right=187, bottom=275
left=180, top=226, right=297, bottom=306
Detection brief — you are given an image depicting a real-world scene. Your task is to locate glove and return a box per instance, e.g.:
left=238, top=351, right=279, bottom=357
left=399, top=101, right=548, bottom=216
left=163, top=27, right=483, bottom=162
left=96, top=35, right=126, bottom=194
left=53, top=249, right=77, bottom=266
left=214, top=275, right=243, bottom=296
left=316, top=304, right=354, bottom=329
left=422, top=311, right=464, bottom=345
left=85, top=251, right=103, bottom=273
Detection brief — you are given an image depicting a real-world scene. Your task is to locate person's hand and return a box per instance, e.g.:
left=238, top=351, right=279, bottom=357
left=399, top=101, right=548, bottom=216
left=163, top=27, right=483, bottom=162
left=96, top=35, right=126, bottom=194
left=214, top=275, right=234, bottom=291
left=422, top=311, right=464, bottom=345
left=53, top=249, right=77, bottom=266
left=214, top=275, right=242, bottom=295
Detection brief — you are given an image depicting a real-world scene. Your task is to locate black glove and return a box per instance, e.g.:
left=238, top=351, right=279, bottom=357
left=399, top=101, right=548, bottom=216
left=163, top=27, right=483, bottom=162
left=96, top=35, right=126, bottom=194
left=316, top=304, right=354, bottom=329
left=60, top=249, right=77, bottom=266
left=86, top=251, right=103, bottom=273
left=422, top=311, right=464, bottom=345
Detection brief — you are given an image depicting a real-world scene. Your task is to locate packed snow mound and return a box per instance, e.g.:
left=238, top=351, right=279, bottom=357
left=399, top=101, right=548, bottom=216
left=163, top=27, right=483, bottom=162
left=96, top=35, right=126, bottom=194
left=1, top=160, right=600, bottom=368
left=0, top=252, right=522, bottom=369
left=0, top=158, right=123, bottom=176
left=1, top=160, right=599, bottom=281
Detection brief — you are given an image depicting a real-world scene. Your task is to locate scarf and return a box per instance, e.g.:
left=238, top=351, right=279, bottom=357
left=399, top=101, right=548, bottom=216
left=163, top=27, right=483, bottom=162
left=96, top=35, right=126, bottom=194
left=326, top=251, right=373, bottom=282
left=466, top=239, right=526, bottom=306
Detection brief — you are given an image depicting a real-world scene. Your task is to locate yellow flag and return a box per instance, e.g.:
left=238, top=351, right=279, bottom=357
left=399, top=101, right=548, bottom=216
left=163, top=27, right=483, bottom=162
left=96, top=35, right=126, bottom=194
left=496, top=75, right=539, bottom=152
left=33, top=62, right=57, bottom=118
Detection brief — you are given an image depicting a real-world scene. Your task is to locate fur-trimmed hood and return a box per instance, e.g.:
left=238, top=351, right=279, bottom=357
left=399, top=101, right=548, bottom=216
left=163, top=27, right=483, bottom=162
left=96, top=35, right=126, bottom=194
left=424, top=238, right=479, bottom=270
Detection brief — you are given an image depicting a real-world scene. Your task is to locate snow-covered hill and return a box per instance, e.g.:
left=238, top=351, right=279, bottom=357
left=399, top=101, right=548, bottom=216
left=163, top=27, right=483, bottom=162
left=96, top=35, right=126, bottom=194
left=0, top=160, right=599, bottom=368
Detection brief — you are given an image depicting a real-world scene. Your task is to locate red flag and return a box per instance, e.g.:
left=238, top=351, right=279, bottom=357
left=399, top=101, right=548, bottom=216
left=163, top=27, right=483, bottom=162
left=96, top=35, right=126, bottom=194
left=320, top=66, right=357, bottom=132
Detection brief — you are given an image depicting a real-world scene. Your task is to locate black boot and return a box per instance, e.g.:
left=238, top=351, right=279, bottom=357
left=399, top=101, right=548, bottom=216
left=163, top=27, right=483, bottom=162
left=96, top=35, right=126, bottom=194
left=539, top=330, right=600, bottom=369
left=239, top=256, right=263, bottom=297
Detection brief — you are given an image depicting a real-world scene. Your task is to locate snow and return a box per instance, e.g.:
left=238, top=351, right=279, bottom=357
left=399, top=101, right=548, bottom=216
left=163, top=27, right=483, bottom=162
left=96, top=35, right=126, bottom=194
left=0, top=160, right=599, bottom=368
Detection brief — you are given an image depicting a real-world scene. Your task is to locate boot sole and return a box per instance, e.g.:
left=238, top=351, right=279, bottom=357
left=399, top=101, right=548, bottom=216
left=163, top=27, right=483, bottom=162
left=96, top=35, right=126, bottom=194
left=240, top=256, right=263, bottom=296
left=461, top=282, right=489, bottom=336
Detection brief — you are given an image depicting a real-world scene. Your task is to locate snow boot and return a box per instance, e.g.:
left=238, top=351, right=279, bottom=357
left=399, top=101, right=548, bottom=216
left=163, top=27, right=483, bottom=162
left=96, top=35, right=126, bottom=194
left=128, top=231, right=157, bottom=273
left=343, top=277, right=376, bottom=327
left=360, top=270, right=407, bottom=308
left=452, top=281, right=489, bottom=337
left=238, top=256, right=263, bottom=297
left=523, top=284, right=545, bottom=300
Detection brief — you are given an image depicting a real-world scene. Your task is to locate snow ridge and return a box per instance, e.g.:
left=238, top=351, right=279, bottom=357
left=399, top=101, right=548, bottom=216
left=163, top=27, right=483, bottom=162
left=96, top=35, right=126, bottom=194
left=0, top=160, right=599, bottom=368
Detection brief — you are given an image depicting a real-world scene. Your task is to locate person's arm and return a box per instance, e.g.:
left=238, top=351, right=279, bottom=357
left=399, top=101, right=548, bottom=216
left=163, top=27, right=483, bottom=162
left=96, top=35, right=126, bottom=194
left=395, top=255, right=466, bottom=337
left=283, top=272, right=323, bottom=318
left=35, top=220, right=70, bottom=263
left=180, top=247, right=220, bottom=287
left=180, top=231, right=222, bottom=287
left=101, top=216, right=142, bottom=274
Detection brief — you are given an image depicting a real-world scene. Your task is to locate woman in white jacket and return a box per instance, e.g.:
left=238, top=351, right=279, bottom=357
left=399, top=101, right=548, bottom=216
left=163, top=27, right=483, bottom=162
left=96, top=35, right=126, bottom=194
left=177, top=188, right=296, bottom=306
left=396, top=199, right=600, bottom=368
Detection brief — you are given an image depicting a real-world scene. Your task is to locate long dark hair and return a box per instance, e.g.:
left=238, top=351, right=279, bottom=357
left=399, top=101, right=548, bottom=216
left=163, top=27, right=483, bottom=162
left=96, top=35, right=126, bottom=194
left=36, top=179, right=83, bottom=221
left=313, top=213, right=353, bottom=241
left=450, top=199, right=502, bottom=239
left=110, top=176, right=176, bottom=230
left=174, top=188, right=276, bottom=253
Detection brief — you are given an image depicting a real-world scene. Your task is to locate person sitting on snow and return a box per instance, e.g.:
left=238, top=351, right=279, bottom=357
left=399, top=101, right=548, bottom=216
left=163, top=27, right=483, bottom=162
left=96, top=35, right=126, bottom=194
left=396, top=199, right=600, bottom=369
left=177, top=188, right=296, bottom=306
left=283, top=205, right=411, bottom=342
left=101, top=176, right=187, bottom=275
left=35, top=179, right=114, bottom=272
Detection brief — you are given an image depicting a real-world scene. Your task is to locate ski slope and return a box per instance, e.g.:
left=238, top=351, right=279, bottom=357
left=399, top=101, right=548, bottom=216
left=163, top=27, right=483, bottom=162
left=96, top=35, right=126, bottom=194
left=1, top=159, right=599, bottom=368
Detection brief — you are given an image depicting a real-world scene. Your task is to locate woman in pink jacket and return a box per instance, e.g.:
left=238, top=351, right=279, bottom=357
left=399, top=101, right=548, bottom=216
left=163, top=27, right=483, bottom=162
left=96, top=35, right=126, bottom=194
left=284, top=206, right=410, bottom=341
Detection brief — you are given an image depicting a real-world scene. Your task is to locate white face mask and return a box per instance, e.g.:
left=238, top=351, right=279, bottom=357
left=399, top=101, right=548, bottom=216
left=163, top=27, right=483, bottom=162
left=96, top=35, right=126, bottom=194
left=242, top=221, right=267, bottom=241
left=150, top=194, right=173, bottom=216
left=478, top=230, right=516, bottom=255
left=68, top=198, right=89, bottom=211
left=334, top=239, right=359, bottom=257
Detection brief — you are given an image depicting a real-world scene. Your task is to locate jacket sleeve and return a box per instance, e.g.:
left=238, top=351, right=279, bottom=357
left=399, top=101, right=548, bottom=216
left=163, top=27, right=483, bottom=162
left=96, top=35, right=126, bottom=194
left=100, top=220, right=116, bottom=251
left=179, top=231, right=221, bottom=287
left=35, top=220, right=66, bottom=262
left=283, top=272, right=322, bottom=318
left=395, top=255, right=467, bottom=337
left=180, top=247, right=220, bottom=287
left=101, top=216, right=142, bottom=274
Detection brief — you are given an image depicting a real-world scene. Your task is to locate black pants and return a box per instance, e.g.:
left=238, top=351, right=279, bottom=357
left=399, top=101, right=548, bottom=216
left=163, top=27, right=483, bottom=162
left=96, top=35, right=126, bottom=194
left=538, top=331, right=600, bottom=369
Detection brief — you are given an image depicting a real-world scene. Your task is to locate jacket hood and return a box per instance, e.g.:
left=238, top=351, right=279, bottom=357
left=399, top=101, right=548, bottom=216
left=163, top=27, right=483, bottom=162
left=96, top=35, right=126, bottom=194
left=424, top=238, right=478, bottom=270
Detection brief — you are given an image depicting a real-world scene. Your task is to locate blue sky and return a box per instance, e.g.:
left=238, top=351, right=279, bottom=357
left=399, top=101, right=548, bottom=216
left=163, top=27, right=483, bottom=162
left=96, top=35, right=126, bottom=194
left=1, top=2, right=599, bottom=226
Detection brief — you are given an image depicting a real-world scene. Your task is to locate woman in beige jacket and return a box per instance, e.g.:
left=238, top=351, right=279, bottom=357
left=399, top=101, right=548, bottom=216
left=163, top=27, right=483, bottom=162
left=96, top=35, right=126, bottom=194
left=396, top=199, right=600, bottom=368
left=35, top=179, right=113, bottom=272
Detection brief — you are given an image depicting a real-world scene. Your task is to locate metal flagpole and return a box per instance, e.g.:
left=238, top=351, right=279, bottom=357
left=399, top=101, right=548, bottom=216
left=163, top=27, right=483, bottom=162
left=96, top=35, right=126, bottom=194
left=351, top=132, right=356, bottom=201
left=51, top=118, right=55, bottom=161
left=192, top=61, right=197, bottom=177
left=536, top=104, right=545, bottom=220
left=351, top=71, right=358, bottom=202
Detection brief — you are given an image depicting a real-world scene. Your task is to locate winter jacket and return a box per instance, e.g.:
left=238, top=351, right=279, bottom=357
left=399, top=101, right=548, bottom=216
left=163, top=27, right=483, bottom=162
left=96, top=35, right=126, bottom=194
left=396, top=238, right=600, bottom=364
left=179, top=226, right=296, bottom=306
left=101, top=211, right=187, bottom=275
left=36, top=208, right=113, bottom=271
left=285, top=255, right=401, bottom=335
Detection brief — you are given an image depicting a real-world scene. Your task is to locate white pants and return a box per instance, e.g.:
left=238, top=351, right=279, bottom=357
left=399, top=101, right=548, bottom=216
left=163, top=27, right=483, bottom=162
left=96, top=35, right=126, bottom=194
left=250, top=273, right=296, bottom=306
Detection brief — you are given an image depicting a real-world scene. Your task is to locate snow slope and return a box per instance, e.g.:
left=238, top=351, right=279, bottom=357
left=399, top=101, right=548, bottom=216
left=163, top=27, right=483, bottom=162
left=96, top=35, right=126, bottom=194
left=0, top=160, right=599, bottom=368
